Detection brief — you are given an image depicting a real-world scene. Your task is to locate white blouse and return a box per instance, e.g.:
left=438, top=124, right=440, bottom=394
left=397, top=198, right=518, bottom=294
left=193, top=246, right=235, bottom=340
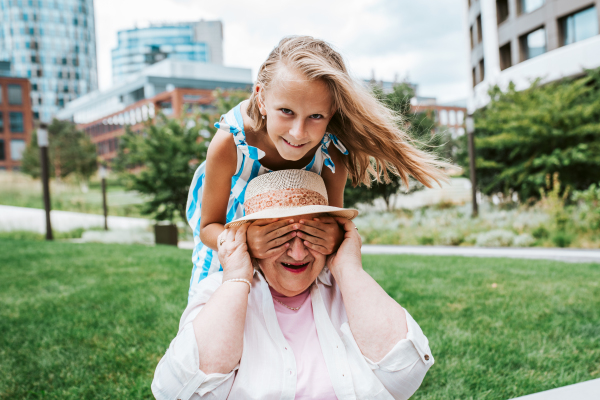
left=152, top=269, right=435, bottom=400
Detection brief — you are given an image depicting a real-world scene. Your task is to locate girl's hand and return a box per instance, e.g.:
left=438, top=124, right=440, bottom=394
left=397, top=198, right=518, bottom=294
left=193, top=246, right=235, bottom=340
left=246, top=218, right=296, bottom=259
left=326, top=217, right=363, bottom=277
left=217, top=223, right=254, bottom=282
left=296, top=216, right=344, bottom=255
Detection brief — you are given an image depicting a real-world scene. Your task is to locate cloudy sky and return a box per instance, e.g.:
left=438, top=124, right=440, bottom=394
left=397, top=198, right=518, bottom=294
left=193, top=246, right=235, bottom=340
left=94, top=0, right=470, bottom=103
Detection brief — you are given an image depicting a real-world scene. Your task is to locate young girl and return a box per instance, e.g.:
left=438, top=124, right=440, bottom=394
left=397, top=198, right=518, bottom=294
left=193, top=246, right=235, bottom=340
left=185, top=36, right=445, bottom=299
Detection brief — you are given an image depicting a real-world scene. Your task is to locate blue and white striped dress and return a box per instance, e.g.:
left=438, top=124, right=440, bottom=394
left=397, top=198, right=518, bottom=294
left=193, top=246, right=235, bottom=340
left=185, top=102, right=348, bottom=300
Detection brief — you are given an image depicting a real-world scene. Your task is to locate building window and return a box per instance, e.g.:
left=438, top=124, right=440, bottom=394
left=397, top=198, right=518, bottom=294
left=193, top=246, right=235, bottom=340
left=470, top=25, right=475, bottom=48
left=8, top=84, right=23, bottom=105
left=521, top=27, right=546, bottom=60
left=497, top=0, right=509, bottom=24
left=476, top=15, right=483, bottom=43
left=10, top=139, right=26, bottom=161
left=561, top=6, right=599, bottom=46
left=0, top=84, right=2, bottom=104
left=0, top=139, right=5, bottom=161
left=479, top=58, right=485, bottom=82
left=9, top=112, right=24, bottom=133
left=0, top=112, right=3, bottom=132
left=519, top=0, right=544, bottom=14
left=472, top=67, right=477, bottom=87
left=499, top=42, right=512, bottom=70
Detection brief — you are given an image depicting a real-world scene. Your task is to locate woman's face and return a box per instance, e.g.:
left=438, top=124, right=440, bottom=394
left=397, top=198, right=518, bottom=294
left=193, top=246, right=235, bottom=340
left=259, top=67, right=334, bottom=161
left=257, top=213, right=327, bottom=297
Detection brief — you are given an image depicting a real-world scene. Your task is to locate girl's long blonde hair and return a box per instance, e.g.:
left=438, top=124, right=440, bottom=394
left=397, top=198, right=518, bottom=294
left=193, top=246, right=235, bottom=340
left=248, top=36, right=447, bottom=188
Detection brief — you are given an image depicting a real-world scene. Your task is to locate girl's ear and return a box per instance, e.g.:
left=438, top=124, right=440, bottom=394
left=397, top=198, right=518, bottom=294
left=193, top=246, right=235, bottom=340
left=256, top=85, right=266, bottom=115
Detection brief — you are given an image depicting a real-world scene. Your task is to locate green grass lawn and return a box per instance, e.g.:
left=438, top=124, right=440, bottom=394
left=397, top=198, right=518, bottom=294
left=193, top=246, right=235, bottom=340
left=0, top=239, right=598, bottom=399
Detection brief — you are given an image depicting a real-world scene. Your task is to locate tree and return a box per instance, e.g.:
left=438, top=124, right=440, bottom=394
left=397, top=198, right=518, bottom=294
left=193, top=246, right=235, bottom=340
left=114, top=89, right=251, bottom=222
left=344, top=82, right=452, bottom=209
left=114, top=114, right=208, bottom=223
left=467, top=68, right=600, bottom=201
left=21, top=119, right=98, bottom=182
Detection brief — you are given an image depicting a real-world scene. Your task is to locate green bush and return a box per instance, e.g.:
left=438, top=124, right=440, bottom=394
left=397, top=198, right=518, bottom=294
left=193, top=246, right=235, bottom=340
left=532, top=225, right=550, bottom=239
left=552, top=232, right=573, bottom=248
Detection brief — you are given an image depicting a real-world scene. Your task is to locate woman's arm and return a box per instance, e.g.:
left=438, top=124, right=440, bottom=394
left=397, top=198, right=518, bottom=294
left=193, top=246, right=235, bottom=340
left=193, top=224, right=255, bottom=374
left=199, top=129, right=238, bottom=251
left=327, top=218, right=408, bottom=362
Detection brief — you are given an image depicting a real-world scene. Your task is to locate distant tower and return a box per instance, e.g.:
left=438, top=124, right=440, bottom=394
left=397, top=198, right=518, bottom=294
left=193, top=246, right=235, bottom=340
left=0, top=0, right=98, bottom=122
left=111, top=20, right=224, bottom=84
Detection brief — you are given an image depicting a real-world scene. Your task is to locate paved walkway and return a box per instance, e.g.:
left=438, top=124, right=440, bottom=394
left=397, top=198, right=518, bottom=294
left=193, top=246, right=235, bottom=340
left=509, top=378, right=600, bottom=399
left=0, top=205, right=150, bottom=233
left=178, top=242, right=600, bottom=263
left=360, top=245, right=600, bottom=263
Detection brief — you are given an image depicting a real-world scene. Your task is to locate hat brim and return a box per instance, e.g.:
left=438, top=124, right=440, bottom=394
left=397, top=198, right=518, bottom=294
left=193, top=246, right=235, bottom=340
left=224, top=205, right=359, bottom=228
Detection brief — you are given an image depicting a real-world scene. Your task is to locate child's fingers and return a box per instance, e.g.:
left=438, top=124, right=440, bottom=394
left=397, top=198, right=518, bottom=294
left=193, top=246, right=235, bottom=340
left=303, top=240, right=329, bottom=254
left=265, top=223, right=297, bottom=241
left=295, top=223, right=326, bottom=237
left=297, top=231, right=326, bottom=246
left=313, top=215, right=336, bottom=224
left=262, top=242, right=290, bottom=258
left=267, top=231, right=297, bottom=248
left=263, top=219, right=294, bottom=234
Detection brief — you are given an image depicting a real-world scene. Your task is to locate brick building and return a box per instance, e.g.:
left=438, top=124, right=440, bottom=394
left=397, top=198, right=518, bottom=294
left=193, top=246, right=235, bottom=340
left=78, top=87, right=215, bottom=161
left=0, top=76, right=33, bottom=171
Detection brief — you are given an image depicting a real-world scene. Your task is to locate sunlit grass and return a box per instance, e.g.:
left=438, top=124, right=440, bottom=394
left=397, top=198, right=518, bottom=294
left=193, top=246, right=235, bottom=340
left=0, top=239, right=598, bottom=399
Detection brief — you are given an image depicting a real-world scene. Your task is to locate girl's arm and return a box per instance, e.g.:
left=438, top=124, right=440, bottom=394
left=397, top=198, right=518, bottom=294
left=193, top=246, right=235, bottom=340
left=199, top=129, right=238, bottom=251
left=321, top=143, right=347, bottom=208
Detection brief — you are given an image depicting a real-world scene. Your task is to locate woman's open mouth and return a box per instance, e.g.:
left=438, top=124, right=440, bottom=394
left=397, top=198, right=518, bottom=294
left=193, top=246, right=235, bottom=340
left=282, top=138, right=308, bottom=148
left=281, top=262, right=309, bottom=274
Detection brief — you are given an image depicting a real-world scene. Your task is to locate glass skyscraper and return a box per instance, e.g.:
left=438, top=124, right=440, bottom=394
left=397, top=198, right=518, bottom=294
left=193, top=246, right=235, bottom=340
left=111, top=21, right=223, bottom=84
left=0, top=0, right=98, bottom=122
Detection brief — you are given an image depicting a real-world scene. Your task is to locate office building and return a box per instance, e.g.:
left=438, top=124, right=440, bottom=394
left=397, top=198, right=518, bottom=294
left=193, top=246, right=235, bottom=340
left=112, top=21, right=223, bottom=84
left=0, top=71, right=33, bottom=171
left=56, top=58, right=252, bottom=161
left=0, top=0, right=98, bottom=122
left=467, top=0, right=600, bottom=110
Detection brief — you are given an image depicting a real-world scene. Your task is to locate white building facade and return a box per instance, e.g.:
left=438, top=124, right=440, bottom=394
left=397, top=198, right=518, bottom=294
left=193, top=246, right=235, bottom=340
left=466, top=0, right=600, bottom=111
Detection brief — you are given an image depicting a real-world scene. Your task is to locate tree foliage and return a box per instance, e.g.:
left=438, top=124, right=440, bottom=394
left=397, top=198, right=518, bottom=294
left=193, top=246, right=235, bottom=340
left=344, top=82, right=453, bottom=209
left=21, top=119, right=98, bottom=182
left=114, top=90, right=250, bottom=222
left=469, top=68, right=600, bottom=201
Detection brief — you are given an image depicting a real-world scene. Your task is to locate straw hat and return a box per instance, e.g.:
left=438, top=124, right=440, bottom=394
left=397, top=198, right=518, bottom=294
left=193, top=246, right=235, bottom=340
left=224, top=170, right=359, bottom=228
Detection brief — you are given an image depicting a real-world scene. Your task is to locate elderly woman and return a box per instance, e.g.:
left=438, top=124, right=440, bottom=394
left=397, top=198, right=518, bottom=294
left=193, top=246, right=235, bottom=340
left=152, top=170, right=434, bottom=400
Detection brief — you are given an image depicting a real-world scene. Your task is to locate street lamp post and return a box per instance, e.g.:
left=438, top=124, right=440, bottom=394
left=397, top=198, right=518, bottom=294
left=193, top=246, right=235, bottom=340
left=99, top=166, right=108, bottom=231
left=37, top=124, right=53, bottom=240
left=466, top=115, right=478, bottom=218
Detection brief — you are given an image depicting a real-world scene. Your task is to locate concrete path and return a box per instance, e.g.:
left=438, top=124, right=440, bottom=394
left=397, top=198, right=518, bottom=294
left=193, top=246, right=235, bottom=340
left=178, top=242, right=600, bottom=263
left=0, top=205, right=150, bottom=233
left=509, top=378, right=600, bottom=399
left=360, top=245, right=600, bottom=263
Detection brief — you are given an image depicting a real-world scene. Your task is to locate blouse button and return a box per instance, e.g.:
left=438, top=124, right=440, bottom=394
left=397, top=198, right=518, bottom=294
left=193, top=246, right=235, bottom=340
left=425, top=354, right=430, bottom=361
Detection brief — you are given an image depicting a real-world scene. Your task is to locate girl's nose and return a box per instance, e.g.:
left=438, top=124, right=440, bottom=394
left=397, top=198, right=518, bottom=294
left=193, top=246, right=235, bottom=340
left=288, top=119, right=308, bottom=142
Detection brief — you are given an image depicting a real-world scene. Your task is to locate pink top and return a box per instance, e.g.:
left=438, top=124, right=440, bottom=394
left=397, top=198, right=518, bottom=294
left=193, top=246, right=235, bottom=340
left=270, top=287, right=338, bottom=400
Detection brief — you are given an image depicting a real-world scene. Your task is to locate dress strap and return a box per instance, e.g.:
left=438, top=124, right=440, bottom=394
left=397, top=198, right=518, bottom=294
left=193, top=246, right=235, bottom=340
left=319, top=133, right=349, bottom=173
left=213, top=103, right=266, bottom=161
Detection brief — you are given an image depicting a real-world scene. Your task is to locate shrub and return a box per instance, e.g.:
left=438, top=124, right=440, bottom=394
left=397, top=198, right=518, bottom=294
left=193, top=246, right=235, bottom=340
left=418, top=235, right=435, bottom=245
left=532, top=225, right=550, bottom=239
left=439, top=231, right=464, bottom=246
left=552, top=232, right=573, bottom=248
left=513, top=233, right=535, bottom=247
left=475, top=229, right=515, bottom=247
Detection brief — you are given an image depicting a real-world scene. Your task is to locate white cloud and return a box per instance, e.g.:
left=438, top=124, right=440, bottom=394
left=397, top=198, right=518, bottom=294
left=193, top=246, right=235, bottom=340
left=93, top=0, right=469, bottom=103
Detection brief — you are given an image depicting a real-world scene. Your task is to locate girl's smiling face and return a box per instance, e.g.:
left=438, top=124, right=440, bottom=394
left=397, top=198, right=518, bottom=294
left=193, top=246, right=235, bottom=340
left=258, top=67, right=334, bottom=161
